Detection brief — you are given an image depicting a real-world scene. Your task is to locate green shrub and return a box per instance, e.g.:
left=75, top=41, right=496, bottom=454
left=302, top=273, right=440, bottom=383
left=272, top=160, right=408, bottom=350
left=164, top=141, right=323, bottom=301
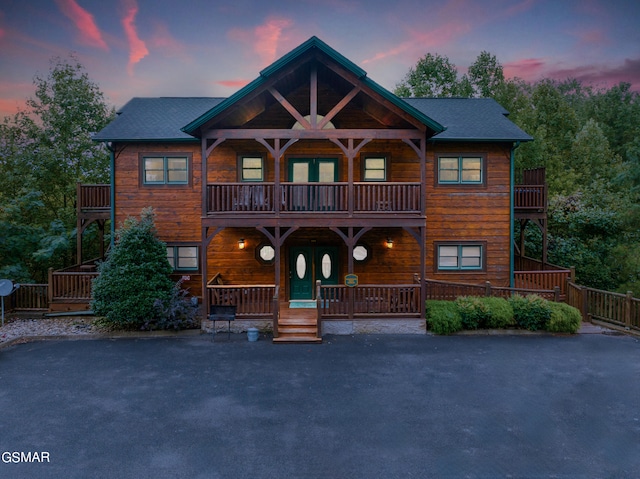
left=508, top=294, right=552, bottom=331
left=481, top=297, right=515, bottom=329
left=455, top=296, right=489, bottom=329
left=92, top=208, right=175, bottom=330
left=426, top=300, right=463, bottom=335
left=547, top=302, right=582, bottom=334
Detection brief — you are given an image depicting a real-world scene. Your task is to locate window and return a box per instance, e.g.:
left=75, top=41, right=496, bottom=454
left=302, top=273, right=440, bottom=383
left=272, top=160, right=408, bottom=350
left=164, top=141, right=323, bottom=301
left=363, top=157, right=387, bottom=181
left=353, top=244, right=370, bottom=262
left=167, top=246, right=199, bottom=271
left=240, top=156, right=264, bottom=182
left=438, top=156, right=483, bottom=184
left=143, top=156, right=189, bottom=185
left=256, top=244, right=275, bottom=264
left=437, top=244, right=483, bottom=270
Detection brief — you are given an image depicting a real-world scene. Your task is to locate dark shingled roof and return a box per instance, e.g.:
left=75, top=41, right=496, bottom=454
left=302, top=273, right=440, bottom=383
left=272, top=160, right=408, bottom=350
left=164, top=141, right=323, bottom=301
left=404, top=97, right=533, bottom=142
left=93, top=96, right=532, bottom=143
left=92, top=97, right=225, bottom=142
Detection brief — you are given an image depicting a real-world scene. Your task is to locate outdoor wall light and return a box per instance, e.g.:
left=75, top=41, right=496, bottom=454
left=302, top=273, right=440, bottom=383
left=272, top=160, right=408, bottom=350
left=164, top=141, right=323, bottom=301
left=386, top=238, right=394, bottom=249
left=238, top=239, right=246, bottom=250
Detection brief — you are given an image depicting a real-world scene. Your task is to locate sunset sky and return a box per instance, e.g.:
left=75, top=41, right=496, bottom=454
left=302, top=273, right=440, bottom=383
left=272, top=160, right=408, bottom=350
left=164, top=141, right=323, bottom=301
left=0, top=0, right=639, bottom=119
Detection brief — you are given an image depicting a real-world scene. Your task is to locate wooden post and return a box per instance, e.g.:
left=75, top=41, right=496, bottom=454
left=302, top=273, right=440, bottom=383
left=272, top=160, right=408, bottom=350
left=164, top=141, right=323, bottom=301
left=570, top=266, right=576, bottom=283
left=485, top=281, right=491, bottom=297
left=272, top=285, right=279, bottom=338
left=582, top=286, right=590, bottom=323
left=625, top=291, right=633, bottom=328
left=47, top=268, right=53, bottom=307
left=554, top=286, right=561, bottom=302
left=316, top=280, right=322, bottom=338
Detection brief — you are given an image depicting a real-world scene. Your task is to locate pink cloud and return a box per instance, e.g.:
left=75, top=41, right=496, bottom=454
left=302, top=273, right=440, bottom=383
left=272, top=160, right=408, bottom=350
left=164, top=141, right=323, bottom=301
left=55, top=0, right=108, bottom=50
left=363, top=22, right=471, bottom=65
left=149, top=22, right=188, bottom=58
left=121, top=0, right=148, bottom=75
left=547, top=57, right=640, bottom=91
left=254, top=17, right=293, bottom=64
left=228, top=16, right=293, bottom=66
left=504, top=58, right=547, bottom=81
left=216, top=80, right=251, bottom=88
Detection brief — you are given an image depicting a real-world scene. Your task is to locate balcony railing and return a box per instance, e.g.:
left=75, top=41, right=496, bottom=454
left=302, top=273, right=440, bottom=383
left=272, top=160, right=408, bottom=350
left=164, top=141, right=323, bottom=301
left=206, top=182, right=422, bottom=214
left=77, top=183, right=110, bottom=212
left=514, top=185, right=547, bottom=211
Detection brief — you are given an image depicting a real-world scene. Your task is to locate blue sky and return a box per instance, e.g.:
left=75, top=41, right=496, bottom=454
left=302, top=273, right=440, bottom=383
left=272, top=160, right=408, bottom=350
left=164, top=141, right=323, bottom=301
left=0, top=0, right=639, bottom=118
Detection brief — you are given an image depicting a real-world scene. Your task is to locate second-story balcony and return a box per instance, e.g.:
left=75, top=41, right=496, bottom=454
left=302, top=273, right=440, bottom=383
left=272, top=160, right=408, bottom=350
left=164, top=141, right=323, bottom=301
left=206, top=182, right=423, bottom=215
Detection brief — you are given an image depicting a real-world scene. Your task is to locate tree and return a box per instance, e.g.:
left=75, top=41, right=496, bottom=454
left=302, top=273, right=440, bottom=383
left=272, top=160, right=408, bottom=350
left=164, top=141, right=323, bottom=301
left=394, top=53, right=470, bottom=97
left=0, top=55, right=114, bottom=282
left=91, top=208, right=175, bottom=330
left=467, top=51, right=505, bottom=98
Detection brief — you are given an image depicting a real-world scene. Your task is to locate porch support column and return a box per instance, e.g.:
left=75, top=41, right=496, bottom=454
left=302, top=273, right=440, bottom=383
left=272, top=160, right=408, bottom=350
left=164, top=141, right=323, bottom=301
left=420, top=225, right=426, bottom=319
left=201, top=226, right=224, bottom=318
left=331, top=227, right=370, bottom=321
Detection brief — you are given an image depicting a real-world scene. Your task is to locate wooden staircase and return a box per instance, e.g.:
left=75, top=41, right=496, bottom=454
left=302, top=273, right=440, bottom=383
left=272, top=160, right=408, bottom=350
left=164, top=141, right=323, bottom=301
left=273, top=302, right=322, bottom=344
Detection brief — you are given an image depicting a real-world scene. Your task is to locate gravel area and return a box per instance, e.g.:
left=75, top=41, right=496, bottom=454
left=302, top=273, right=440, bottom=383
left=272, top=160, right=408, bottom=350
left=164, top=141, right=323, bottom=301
left=0, top=316, right=101, bottom=345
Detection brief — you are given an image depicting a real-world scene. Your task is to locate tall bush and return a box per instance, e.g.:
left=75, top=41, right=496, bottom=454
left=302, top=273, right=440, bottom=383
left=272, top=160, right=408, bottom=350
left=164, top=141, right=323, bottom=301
left=91, top=208, right=174, bottom=330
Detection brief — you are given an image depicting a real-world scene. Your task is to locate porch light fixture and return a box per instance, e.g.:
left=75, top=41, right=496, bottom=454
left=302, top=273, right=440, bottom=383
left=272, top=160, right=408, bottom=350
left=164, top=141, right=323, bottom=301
left=238, top=239, right=246, bottom=250
left=386, top=238, right=394, bottom=249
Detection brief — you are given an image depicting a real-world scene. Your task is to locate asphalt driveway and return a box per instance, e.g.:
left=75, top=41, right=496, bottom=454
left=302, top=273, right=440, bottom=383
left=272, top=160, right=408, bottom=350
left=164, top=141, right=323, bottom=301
left=1, top=333, right=640, bottom=478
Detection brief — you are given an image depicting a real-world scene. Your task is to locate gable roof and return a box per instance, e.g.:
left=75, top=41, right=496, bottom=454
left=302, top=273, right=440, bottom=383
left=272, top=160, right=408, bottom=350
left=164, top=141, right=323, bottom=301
left=92, top=97, right=224, bottom=142
left=92, top=38, right=532, bottom=144
left=181, top=36, right=445, bottom=136
left=405, top=98, right=532, bottom=142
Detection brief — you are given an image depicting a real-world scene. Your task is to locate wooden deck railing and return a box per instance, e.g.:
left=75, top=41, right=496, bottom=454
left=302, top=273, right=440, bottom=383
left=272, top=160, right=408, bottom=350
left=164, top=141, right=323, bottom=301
left=514, top=270, right=571, bottom=298
left=207, top=284, right=276, bottom=317
left=49, top=269, right=98, bottom=302
left=8, top=284, right=49, bottom=311
left=78, top=183, right=110, bottom=211
left=566, top=282, right=639, bottom=331
left=425, top=278, right=561, bottom=302
left=319, top=284, right=422, bottom=317
left=515, top=256, right=569, bottom=272
left=206, top=182, right=421, bottom=214
left=514, top=185, right=547, bottom=211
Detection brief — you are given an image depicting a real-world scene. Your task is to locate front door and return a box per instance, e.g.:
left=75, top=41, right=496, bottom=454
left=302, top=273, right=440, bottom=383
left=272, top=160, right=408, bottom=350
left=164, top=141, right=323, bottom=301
left=289, top=246, right=339, bottom=300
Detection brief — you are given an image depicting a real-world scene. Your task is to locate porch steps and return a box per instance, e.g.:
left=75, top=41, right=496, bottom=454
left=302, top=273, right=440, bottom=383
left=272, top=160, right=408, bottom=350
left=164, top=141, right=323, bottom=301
left=273, top=304, right=322, bottom=344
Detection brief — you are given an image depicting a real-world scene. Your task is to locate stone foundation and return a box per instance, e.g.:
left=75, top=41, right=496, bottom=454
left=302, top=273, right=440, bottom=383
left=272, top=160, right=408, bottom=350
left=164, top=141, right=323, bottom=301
left=201, top=319, right=273, bottom=334
left=322, top=319, right=426, bottom=335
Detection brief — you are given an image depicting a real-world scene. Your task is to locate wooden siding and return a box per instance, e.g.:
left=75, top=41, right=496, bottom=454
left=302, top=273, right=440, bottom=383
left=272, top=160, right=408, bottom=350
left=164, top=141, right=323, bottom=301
left=114, top=138, right=515, bottom=299
left=114, top=142, right=203, bottom=244
left=425, top=143, right=513, bottom=286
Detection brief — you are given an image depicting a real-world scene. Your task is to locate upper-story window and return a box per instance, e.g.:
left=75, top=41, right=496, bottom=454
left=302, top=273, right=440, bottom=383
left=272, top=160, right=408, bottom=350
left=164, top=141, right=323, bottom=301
left=438, top=156, right=483, bottom=184
left=363, top=156, right=387, bottom=181
left=143, top=155, right=189, bottom=185
left=240, top=156, right=264, bottom=182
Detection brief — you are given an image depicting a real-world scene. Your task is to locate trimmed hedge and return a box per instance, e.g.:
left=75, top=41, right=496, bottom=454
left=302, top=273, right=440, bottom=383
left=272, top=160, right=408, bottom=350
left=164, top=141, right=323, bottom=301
left=426, top=300, right=463, bottom=335
left=508, top=294, right=552, bottom=331
left=547, top=302, right=582, bottom=333
left=426, top=295, right=579, bottom=334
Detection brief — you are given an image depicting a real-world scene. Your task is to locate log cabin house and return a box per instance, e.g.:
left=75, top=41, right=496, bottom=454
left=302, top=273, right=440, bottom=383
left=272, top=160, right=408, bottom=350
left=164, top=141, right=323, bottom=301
left=87, top=36, right=544, bottom=341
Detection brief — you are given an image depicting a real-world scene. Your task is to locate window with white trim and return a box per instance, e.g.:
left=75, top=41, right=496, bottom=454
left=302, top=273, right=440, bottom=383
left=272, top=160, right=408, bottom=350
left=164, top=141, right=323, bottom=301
left=437, top=244, right=483, bottom=270
left=143, top=156, right=189, bottom=184
left=438, top=156, right=483, bottom=184
left=167, top=245, right=199, bottom=271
